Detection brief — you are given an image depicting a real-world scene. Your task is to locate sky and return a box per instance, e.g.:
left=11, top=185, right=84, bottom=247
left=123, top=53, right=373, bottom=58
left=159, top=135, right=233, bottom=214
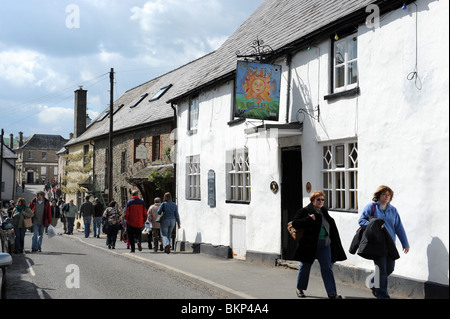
left=0, top=0, right=265, bottom=142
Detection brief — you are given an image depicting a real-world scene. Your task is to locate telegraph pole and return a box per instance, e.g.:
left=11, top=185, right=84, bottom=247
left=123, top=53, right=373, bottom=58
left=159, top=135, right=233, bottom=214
left=108, top=68, right=114, bottom=203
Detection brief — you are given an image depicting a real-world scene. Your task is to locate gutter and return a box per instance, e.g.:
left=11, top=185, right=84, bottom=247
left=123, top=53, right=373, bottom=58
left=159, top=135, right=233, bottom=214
left=170, top=102, right=177, bottom=200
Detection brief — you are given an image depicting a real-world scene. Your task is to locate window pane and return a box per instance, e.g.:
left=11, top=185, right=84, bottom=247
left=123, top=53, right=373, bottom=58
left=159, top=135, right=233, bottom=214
left=335, top=66, right=345, bottom=88
left=335, top=145, right=344, bottom=168
left=335, top=42, right=345, bottom=65
left=347, top=61, right=358, bottom=85
left=348, top=37, right=357, bottom=60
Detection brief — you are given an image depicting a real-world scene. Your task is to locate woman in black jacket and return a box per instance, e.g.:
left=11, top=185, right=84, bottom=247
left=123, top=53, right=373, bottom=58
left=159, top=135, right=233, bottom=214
left=292, top=190, right=347, bottom=299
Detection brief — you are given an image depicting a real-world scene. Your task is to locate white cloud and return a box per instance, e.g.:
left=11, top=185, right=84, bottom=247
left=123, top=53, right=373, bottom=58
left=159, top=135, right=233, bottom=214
left=37, top=105, right=74, bottom=125
left=0, top=50, right=40, bottom=86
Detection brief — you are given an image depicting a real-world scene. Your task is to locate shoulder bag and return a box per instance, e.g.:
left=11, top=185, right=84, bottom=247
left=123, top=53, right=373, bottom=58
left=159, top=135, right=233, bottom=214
left=287, top=221, right=304, bottom=242
left=23, top=217, right=33, bottom=228
left=156, top=203, right=166, bottom=223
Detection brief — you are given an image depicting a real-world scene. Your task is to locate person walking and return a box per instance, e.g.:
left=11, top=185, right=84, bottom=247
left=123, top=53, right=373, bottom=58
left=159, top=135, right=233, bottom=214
left=50, top=198, right=60, bottom=227
left=147, top=197, right=163, bottom=252
left=291, top=190, right=346, bottom=299
left=79, top=196, right=94, bottom=238
left=12, top=198, right=34, bottom=253
left=124, top=190, right=148, bottom=253
left=59, top=199, right=67, bottom=234
left=63, top=200, right=78, bottom=235
left=29, top=191, right=52, bottom=252
left=93, top=198, right=104, bottom=238
left=157, top=192, right=180, bottom=254
left=103, top=201, right=123, bottom=249
left=358, top=185, right=410, bottom=299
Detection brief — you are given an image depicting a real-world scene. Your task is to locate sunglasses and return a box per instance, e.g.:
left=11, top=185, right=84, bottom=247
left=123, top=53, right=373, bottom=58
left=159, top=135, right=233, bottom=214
left=316, top=198, right=325, bottom=202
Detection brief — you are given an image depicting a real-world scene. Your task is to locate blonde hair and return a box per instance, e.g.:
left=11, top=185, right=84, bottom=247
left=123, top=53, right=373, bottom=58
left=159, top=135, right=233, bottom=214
left=309, top=190, right=325, bottom=202
left=373, top=185, right=394, bottom=202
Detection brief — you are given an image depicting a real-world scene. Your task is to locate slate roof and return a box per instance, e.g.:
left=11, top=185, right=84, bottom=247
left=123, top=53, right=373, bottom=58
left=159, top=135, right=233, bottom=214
left=1, top=145, right=18, bottom=160
left=66, top=0, right=406, bottom=146
left=167, top=0, right=380, bottom=101
left=65, top=52, right=215, bottom=147
left=18, top=134, right=68, bottom=151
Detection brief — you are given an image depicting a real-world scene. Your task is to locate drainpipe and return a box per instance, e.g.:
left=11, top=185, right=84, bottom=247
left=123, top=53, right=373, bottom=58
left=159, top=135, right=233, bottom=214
left=285, top=54, right=292, bottom=123
left=170, top=103, right=177, bottom=201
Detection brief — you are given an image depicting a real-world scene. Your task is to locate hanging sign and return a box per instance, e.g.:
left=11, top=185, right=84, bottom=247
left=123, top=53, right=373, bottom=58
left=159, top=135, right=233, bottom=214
left=235, top=61, right=281, bottom=121
left=135, top=144, right=147, bottom=160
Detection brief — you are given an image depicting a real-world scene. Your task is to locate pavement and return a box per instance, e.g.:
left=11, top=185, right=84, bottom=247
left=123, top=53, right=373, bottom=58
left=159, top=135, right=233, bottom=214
left=54, top=223, right=380, bottom=300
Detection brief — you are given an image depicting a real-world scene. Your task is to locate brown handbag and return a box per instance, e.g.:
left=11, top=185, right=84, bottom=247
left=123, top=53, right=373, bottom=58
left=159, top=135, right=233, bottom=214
left=287, top=221, right=304, bottom=242
left=23, top=217, right=33, bottom=228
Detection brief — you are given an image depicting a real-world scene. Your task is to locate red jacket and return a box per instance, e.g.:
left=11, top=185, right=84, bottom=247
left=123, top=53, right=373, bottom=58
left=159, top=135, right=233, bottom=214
left=29, top=198, right=52, bottom=227
left=124, top=196, right=148, bottom=228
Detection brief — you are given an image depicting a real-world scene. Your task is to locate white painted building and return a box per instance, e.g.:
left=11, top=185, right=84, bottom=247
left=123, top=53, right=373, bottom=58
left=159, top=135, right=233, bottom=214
left=169, top=0, right=448, bottom=297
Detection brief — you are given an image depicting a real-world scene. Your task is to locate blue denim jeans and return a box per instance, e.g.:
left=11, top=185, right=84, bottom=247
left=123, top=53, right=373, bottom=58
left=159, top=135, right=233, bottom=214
left=93, top=217, right=102, bottom=237
left=13, top=227, right=27, bottom=252
left=296, top=239, right=337, bottom=296
left=160, top=218, right=176, bottom=249
left=66, top=217, right=75, bottom=234
left=31, top=224, right=45, bottom=251
left=373, top=256, right=395, bottom=299
left=83, top=216, right=92, bottom=237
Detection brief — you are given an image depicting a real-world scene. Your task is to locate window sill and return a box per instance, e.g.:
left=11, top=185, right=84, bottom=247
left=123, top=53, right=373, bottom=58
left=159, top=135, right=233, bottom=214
left=324, top=87, right=360, bottom=101
left=328, top=208, right=358, bottom=214
left=225, top=200, right=250, bottom=205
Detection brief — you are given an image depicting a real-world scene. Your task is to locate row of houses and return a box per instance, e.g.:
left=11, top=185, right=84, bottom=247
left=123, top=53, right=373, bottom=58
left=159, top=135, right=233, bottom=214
left=11, top=0, right=447, bottom=298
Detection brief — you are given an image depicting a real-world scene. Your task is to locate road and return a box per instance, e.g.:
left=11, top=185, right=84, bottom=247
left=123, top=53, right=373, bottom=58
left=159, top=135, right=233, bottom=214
left=6, top=184, right=229, bottom=299
left=7, top=230, right=229, bottom=299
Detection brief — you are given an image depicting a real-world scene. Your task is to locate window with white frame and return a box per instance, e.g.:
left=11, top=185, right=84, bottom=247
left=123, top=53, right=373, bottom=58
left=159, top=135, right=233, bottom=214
left=188, top=96, right=199, bottom=132
left=226, top=149, right=251, bottom=203
left=334, top=34, right=358, bottom=92
left=186, top=155, right=201, bottom=200
left=322, top=141, right=358, bottom=212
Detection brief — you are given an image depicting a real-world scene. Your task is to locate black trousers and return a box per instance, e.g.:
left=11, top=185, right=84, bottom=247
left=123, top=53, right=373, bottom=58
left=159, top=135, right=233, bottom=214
left=127, top=224, right=142, bottom=252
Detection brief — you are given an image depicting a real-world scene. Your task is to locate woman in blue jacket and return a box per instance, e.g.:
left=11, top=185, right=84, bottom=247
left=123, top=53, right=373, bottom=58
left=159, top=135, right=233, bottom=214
left=358, top=185, right=410, bottom=299
left=157, top=192, right=181, bottom=254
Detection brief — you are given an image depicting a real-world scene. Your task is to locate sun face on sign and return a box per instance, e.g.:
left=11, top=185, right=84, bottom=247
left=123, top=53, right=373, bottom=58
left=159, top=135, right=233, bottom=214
left=242, top=69, right=275, bottom=104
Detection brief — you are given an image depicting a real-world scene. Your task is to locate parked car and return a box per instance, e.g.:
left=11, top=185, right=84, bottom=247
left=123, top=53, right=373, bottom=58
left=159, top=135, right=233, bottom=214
left=0, top=253, right=12, bottom=299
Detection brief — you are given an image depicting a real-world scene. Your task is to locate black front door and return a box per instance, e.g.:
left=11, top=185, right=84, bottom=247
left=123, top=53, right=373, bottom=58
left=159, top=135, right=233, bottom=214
left=281, top=147, right=302, bottom=260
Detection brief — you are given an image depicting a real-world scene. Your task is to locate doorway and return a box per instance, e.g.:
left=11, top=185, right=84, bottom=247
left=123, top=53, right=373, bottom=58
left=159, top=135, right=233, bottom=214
left=281, top=146, right=302, bottom=260
left=231, top=216, right=246, bottom=260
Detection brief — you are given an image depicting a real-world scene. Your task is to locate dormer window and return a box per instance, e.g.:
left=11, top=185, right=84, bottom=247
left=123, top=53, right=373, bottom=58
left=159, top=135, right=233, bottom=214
left=150, top=84, right=172, bottom=102
left=130, top=93, right=149, bottom=108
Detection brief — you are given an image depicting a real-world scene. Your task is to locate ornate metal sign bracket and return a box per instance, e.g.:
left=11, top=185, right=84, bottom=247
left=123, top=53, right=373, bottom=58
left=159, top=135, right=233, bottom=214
left=236, top=38, right=274, bottom=62
left=296, top=105, right=320, bottom=123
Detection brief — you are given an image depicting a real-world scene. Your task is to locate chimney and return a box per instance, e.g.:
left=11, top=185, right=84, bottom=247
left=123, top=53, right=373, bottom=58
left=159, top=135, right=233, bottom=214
left=74, top=87, right=88, bottom=138
left=9, top=133, right=13, bottom=149
left=18, top=131, right=23, bottom=147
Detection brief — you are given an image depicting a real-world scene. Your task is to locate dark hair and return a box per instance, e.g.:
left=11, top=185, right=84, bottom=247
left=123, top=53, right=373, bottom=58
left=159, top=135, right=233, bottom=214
left=163, top=192, right=172, bottom=202
left=109, top=201, right=117, bottom=207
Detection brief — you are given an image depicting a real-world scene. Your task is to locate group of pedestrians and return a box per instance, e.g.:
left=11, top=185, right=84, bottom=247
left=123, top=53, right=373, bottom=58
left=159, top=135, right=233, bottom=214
left=121, top=190, right=180, bottom=254
left=11, top=191, right=53, bottom=253
left=291, top=185, right=410, bottom=299
left=52, top=190, right=181, bottom=255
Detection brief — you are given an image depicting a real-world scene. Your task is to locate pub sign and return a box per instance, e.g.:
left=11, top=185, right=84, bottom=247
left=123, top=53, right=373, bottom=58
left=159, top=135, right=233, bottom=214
left=235, top=61, right=281, bottom=121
